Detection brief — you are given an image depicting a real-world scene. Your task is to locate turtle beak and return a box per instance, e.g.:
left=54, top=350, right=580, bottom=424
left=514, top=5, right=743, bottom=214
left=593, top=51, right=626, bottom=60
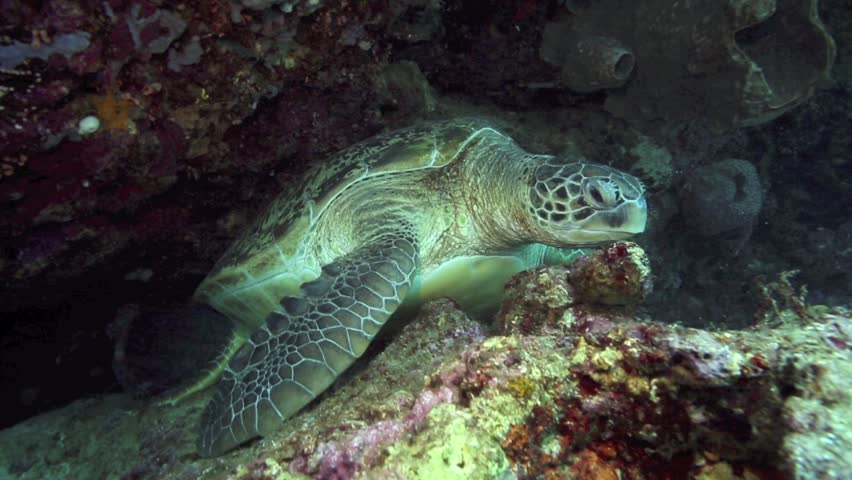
left=551, top=197, right=648, bottom=245
left=582, top=197, right=648, bottom=235
left=571, top=197, right=647, bottom=240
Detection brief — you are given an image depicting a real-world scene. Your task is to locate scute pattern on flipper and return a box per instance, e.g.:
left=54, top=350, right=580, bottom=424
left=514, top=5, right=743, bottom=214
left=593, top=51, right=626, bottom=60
left=206, top=118, right=490, bottom=278
left=198, top=227, right=419, bottom=457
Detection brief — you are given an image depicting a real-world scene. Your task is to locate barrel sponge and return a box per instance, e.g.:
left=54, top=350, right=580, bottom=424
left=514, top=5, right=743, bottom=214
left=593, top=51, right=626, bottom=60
left=540, top=22, right=635, bottom=93
left=678, top=159, right=762, bottom=236
left=553, top=0, right=836, bottom=130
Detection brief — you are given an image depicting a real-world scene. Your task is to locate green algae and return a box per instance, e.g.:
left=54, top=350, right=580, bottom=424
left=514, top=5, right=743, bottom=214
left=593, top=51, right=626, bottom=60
left=463, top=336, right=574, bottom=440
left=629, top=136, right=673, bottom=190
left=382, top=404, right=510, bottom=480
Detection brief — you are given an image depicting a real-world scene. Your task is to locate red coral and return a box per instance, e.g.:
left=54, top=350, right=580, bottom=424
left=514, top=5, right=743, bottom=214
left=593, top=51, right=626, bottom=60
left=501, top=405, right=560, bottom=478
left=576, top=374, right=600, bottom=397
left=570, top=241, right=652, bottom=305
left=569, top=450, right=619, bottom=480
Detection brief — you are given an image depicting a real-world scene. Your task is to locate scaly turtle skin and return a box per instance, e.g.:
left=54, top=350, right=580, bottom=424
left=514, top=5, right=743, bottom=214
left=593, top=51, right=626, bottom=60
left=189, top=118, right=646, bottom=456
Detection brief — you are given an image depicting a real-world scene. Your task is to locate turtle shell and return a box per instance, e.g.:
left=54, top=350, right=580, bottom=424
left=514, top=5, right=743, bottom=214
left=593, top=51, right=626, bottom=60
left=193, top=118, right=494, bottom=330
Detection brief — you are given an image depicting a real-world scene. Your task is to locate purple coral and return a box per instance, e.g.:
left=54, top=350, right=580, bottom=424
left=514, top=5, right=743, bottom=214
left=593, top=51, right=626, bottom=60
left=404, top=385, right=457, bottom=426
left=0, top=32, right=91, bottom=70
left=291, top=385, right=459, bottom=479
left=314, top=447, right=358, bottom=480
left=124, top=4, right=187, bottom=55
left=311, top=420, right=404, bottom=479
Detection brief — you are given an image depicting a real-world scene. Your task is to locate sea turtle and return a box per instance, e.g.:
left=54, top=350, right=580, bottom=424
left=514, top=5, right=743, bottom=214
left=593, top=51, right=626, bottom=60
left=117, top=118, right=647, bottom=457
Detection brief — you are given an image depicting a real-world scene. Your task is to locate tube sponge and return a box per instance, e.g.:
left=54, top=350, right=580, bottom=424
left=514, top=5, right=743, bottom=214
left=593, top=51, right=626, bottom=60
left=540, top=22, right=635, bottom=93
left=678, top=158, right=763, bottom=240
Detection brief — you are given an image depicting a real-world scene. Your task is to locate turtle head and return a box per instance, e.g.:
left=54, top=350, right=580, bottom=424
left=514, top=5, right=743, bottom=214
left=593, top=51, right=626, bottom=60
left=526, top=160, right=647, bottom=245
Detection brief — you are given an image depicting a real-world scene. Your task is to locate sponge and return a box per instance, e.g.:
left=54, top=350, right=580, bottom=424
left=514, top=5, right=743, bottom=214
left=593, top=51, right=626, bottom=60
left=678, top=159, right=762, bottom=253
left=0, top=32, right=90, bottom=70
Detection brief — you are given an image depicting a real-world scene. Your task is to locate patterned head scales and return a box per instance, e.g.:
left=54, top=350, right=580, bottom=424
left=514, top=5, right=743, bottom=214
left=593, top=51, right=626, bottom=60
left=528, top=160, right=647, bottom=244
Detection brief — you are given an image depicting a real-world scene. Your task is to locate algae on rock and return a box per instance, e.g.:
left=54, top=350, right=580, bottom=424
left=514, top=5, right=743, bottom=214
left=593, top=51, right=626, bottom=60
left=379, top=404, right=511, bottom=480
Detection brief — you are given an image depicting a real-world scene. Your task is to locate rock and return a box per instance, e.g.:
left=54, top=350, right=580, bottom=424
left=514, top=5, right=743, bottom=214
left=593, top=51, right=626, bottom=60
left=0, top=248, right=849, bottom=479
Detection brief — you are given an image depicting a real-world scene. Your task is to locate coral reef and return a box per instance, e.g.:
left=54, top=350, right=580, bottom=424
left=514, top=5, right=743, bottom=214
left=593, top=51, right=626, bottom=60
left=547, top=0, right=836, bottom=130
left=236, top=0, right=325, bottom=14
left=2, top=244, right=848, bottom=479
left=0, top=0, right=429, bottom=300
left=634, top=71, right=849, bottom=326
left=497, top=241, right=651, bottom=338
left=411, top=0, right=556, bottom=108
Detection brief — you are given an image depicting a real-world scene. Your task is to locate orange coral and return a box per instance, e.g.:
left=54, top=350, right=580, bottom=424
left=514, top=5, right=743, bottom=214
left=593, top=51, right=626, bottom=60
left=501, top=406, right=562, bottom=478
left=94, top=91, right=134, bottom=131
left=569, top=450, right=619, bottom=480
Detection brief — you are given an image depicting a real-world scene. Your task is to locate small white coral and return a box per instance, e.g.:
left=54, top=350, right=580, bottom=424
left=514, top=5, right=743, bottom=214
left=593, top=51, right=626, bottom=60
left=77, top=115, right=100, bottom=136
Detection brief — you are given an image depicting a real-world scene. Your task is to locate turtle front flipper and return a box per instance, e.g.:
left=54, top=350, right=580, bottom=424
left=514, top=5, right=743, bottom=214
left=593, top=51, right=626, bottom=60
left=197, top=230, right=419, bottom=457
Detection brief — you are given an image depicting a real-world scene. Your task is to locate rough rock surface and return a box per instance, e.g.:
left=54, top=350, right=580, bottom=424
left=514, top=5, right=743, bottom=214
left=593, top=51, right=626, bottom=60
left=1, top=244, right=848, bottom=480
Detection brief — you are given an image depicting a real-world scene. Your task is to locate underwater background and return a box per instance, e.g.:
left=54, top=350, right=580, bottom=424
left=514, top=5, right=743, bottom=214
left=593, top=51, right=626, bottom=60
left=0, top=0, right=849, bottom=479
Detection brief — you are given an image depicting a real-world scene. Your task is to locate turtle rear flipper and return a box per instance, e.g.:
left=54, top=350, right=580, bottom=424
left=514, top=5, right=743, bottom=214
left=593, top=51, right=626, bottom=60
left=198, top=230, right=418, bottom=457
left=112, top=304, right=241, bottom=401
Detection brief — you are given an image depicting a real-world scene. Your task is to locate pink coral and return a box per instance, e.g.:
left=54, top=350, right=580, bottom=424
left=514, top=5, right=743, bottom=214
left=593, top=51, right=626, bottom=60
left=404, top=385, right=457, bottom=426
left=291, top=385, right=458, bottom=478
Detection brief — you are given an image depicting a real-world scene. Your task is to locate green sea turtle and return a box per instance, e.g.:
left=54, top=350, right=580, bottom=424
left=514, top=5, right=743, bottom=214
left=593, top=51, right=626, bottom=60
left=117, top=118, right=647, bottom=457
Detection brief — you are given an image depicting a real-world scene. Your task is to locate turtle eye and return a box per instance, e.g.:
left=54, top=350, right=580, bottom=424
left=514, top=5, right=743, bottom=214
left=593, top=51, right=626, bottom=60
left=590, top=186, right=604, bottom=204
left=584, top=179, right=618, bottom=208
